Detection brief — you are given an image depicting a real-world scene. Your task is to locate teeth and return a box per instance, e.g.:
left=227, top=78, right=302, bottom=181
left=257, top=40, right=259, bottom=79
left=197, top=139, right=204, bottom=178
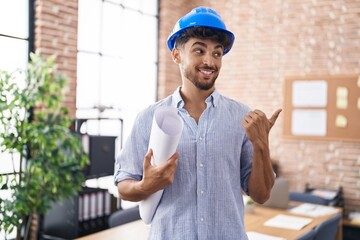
left=200, top=69, right=213, bottom=74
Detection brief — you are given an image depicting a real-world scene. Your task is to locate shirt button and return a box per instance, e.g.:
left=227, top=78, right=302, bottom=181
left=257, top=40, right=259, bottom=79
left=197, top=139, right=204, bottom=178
left=200, top=217, right=204, bottom=222
left=200, top=190, right=204, bottom=194
left=199, top=137, right=203, bottom=141
left=200, top=163, right=204, bottom=167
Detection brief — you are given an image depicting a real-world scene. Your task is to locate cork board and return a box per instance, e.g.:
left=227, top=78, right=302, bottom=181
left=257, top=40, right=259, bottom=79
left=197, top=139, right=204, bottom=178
left=284, top=75, right=360, bottom=142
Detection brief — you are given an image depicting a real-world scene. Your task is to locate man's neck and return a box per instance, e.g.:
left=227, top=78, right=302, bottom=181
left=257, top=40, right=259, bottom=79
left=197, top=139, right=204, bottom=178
left=180, top=84, right=214, bottom=104
left=179, top=85, right=214, bottom=123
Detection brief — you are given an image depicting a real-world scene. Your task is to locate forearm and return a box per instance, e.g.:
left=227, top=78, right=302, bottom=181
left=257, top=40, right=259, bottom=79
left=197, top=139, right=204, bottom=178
left=248, top=140, right=275, bottom=204
left=117, top=151, right=179, bottom=202
left=117, top=179, right=152, bottom=202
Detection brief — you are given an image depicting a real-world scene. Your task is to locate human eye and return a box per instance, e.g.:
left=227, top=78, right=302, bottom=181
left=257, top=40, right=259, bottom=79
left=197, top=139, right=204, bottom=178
left=194, top=48, right=204, bottom=54
left=213, top=51, right=223, bottom=58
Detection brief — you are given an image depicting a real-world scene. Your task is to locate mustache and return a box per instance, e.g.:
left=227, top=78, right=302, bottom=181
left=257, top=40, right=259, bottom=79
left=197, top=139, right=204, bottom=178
left=198, top=65, right=217, bottom=71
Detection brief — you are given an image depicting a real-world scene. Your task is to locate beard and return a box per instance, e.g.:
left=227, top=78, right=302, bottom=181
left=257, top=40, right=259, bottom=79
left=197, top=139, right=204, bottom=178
left=183, top=66, right=219, bottom=91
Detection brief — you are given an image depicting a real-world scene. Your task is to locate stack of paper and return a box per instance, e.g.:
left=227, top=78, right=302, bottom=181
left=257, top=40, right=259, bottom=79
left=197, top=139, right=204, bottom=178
left=264, top=214, right=313, bottom=230
left=289, top=203, right=338, bottom=217
left=311, top=189, right=337, bottom=200
left=247, top=231, right=286, bottom=240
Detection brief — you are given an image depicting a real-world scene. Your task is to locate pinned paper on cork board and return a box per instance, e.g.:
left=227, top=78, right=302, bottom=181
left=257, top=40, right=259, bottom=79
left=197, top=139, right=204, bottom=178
left=284, top=75, right=360, bottom=142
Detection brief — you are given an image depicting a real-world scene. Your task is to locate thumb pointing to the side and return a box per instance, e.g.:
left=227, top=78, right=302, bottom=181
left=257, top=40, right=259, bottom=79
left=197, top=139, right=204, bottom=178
left=269, top=109, right=282, bottom=128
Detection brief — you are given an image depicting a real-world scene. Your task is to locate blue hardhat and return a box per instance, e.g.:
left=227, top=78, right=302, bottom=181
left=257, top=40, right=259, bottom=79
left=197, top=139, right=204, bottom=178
left=167, top=6, right=235, bottom=55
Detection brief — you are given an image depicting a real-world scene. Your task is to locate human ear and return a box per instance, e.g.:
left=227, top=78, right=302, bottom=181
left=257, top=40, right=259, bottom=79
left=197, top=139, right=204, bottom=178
left=171, top=48, right=181, bottom=64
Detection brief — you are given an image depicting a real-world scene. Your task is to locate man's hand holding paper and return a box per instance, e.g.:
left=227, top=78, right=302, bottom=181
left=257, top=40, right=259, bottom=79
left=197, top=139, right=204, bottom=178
left=139, top=148, right=179, bottom=196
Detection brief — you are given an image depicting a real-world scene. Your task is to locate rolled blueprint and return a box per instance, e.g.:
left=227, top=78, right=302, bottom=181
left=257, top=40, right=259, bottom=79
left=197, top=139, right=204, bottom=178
left=139, top=106, right=184, bottom=224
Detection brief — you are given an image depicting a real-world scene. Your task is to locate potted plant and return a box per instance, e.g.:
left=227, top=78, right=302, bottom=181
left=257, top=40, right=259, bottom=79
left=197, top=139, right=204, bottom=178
left=0, top=52, right=89, bottom=240
left=244, top=196, right=256, bottom=213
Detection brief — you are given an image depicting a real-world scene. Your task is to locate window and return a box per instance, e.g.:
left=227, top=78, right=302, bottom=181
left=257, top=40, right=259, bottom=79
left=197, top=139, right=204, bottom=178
left=0, top=1, right=33, bottom=238
left=77, top=0, right=158, bottom=139
left=0, top=0, right=31, bottom=73
left=0, top=0, right=32, bottom=175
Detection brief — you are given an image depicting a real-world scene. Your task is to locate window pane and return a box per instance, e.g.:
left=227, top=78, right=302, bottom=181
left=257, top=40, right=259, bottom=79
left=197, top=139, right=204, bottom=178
left=106, top=0, right=123, bottom=5
left=140, top=0, right=158, bottom=15
left=99, top=56, right=123, bottom=108
left=130, top=61, right=157, bottom=109
left=120, top=10, right=142, bottom=60
left=116, top=60, right=156, bottom=111
left=119, top=11, right=157, bottom=62
left=80, top=119, right=122, bottom=136
left=0, top=151, right=21, bottom=174
left=101, top=2, right=124, bottom=56
left=76, top=52, right=101, bottom=108
left=0, top=0, right=29, bottom=38
left=122, top=0, right=140, bottom=9
left=138, top=14, right=158, bottom=63
left=78, top=0, right=102, bottom=52
left=0, top=37, right=28, bottom=72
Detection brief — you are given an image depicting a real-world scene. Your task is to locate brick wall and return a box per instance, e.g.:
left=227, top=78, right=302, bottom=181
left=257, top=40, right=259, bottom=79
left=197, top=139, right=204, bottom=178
left=158, top=0, right=360, bottom=216
left=34, top=0, right=78, bottom=117
left=157, top=0, right=201, bottom=99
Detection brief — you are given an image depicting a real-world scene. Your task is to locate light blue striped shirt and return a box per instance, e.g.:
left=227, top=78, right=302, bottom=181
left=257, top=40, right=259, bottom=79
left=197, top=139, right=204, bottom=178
left=114, top=87, right=253, bottom=240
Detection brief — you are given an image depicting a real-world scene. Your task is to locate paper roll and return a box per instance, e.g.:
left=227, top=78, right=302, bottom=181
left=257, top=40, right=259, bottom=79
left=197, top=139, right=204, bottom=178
left=139, top=106, right=183, bottom=224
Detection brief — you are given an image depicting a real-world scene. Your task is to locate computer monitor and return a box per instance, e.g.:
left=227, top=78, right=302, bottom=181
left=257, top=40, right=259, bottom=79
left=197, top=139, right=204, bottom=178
left=263, top=178, right=289, bottom=209
left=83, top=135, right=117, bottom=179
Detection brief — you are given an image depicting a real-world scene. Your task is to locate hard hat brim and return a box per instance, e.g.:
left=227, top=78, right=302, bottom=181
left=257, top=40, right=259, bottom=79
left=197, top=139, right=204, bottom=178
left=167, top=26, right=235, bottom=55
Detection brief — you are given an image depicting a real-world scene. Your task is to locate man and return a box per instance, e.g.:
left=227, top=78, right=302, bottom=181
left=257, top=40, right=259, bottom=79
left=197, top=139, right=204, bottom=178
left=114, top=6, right=281, bottom=239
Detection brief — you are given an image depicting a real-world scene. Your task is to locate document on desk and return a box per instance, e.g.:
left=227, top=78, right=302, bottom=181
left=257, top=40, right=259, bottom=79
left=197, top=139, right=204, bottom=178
left=139, top=106, right=184, bottom=225
left=247, top=231, right=286, bottom=240
left=264, top=214, right=313, bottom=230
left=288, top=203, right=339, bottom=217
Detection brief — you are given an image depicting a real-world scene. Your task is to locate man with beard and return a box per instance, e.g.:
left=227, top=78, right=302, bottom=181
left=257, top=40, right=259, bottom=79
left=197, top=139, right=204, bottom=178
left=114, top=6, right=281, bottom=240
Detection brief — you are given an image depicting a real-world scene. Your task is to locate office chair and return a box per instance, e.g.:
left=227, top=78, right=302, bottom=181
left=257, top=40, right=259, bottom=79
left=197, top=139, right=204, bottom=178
left=314, top=213, right=342, bottom=240
left=296, top=229, right=316, bottom=240
left=108, top=205, right=141, bottom=228
left=289, top=192, right=329, bottom=205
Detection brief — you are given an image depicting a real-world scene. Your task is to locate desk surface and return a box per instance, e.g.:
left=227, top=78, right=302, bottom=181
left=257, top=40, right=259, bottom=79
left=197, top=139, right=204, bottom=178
left=245, top=203, right=342, bottom=239
left=75, top=220, right=150, bottom=240
left=76, top=203, right=342, bottom=240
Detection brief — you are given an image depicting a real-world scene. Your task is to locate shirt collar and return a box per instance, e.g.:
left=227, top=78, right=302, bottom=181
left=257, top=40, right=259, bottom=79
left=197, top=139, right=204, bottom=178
left=171, top=86, right=219, bottom=108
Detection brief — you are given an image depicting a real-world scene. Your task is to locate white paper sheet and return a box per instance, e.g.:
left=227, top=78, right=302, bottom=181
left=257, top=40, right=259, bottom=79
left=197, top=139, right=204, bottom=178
left=139, top=106, right=184, bottom=224
left=264, top=214, right=313, bottom=230
left=311, top=190, right=337, bottom=200
left=288, top=203, right=338, bottom=217
left=247, top=232, right=286, bottom=240
left=291, top=109, right=327, bottom=136
left=292, top=80, right=327, bottom=107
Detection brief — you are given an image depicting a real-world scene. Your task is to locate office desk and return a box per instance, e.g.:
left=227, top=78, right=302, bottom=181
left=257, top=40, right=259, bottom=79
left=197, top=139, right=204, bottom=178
left=245, top=203, right=342, bottom=240
left=75, top=220, right=150, bottom=240
left=76, top=203, right=342, bottom=240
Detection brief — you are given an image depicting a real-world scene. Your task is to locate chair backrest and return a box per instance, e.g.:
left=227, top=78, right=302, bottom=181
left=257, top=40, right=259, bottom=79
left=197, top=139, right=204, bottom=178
left=296, top=229, right=316, bottom=240
left=314, top=213, right=342, bottom=240
left=289, top=192, right=329, bottom=205
left=108, top=206, right=141, bottom=228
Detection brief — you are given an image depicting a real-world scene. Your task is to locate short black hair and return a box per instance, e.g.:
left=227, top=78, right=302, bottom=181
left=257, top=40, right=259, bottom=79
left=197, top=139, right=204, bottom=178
left=174, top=26, right=232, bottom=52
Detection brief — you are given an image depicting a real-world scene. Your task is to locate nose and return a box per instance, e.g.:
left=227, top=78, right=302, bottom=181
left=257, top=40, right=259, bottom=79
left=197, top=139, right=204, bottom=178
left=202, top=52, right=214, bottom=67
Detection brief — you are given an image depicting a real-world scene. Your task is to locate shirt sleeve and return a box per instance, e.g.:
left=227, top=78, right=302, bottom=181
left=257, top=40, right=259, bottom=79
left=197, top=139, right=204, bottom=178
left=240, top=127, right=254, bottom=196
left=113, top=109, right=153, bottom=186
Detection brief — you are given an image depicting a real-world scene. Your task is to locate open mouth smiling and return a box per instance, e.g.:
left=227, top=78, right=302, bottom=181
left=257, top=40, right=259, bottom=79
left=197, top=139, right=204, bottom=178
left=199, top=68, right=216, bottom=76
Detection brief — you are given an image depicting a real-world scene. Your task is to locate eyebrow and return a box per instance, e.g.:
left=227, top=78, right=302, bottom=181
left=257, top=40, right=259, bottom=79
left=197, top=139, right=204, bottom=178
left=191, top=41, right=224, bottom=50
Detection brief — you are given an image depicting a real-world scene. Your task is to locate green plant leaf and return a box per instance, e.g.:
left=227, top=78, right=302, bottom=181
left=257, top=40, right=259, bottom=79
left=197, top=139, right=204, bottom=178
left=0, top=52, right=90, bottom=233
